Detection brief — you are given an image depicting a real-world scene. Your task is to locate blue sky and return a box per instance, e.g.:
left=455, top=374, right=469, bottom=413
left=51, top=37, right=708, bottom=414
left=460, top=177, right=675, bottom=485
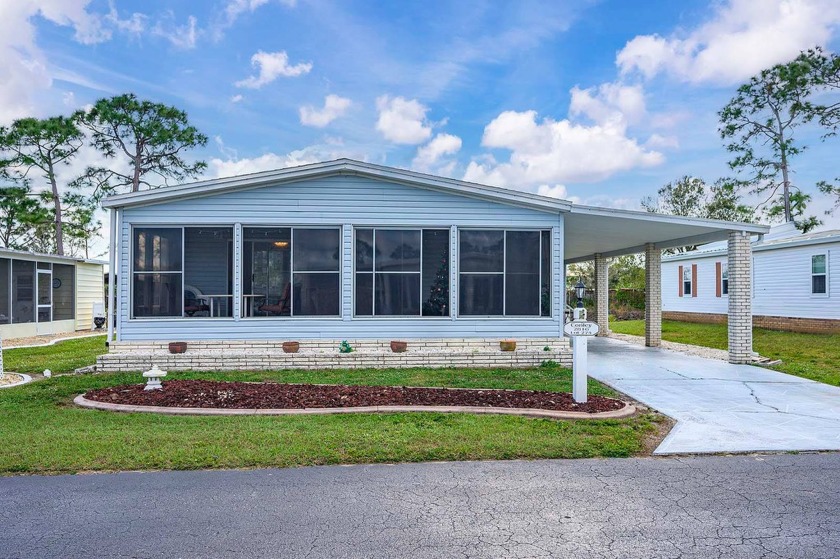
left=4, top=0, right=840, bottom=242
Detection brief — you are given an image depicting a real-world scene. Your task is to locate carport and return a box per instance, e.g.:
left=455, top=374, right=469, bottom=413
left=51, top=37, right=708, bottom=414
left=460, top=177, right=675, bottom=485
left=562, top=205, right=769, bottom=363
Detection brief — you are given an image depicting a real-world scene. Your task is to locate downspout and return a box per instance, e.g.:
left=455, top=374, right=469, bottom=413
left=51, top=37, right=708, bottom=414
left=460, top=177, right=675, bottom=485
left=106, top=208, right=116, bottom=347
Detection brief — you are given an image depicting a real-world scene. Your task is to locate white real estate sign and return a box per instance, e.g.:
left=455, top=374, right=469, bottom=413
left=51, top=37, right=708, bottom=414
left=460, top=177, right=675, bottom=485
left=563, top=320, right=599, bottom=403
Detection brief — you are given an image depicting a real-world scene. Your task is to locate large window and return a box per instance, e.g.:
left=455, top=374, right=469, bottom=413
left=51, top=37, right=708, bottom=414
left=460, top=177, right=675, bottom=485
left=458, top=229, right=551, bottom=317
left=812, top=254, right=828, bottom=295
left=242, top=227, right=340, bottom=317
left=682, top=266, right=692, bottom=296
left=720, top=263, right=729, bottom=296
left=355, top=228, right=450, bottom=317
left=184, top=227, right=233, bottom=317
left=133, top=228, right=183, bottom=317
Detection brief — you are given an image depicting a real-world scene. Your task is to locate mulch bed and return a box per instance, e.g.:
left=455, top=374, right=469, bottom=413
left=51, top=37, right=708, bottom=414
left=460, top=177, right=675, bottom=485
left=84, top=380, right=625, bottom=414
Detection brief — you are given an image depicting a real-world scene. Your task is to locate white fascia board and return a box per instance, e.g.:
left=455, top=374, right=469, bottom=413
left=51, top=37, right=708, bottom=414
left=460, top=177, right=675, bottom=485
left=662, top=232, right=840, bottom=262
left=101, top=159, right=573, bottom=214
left=568, top=204, right=770, bottom=234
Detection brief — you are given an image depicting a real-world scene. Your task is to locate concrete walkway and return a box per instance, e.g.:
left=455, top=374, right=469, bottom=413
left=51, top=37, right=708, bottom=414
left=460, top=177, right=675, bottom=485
left=588, top=337, right=840, bottom=454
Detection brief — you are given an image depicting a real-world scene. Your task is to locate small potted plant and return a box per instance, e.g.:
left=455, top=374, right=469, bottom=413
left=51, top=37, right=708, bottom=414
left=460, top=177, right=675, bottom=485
left=499, top=339, right=517, bottom=352
left=282, top=341, right=300, bottom=353
left=390, top=340, right=408, bottom=353
left=168, top=341, right=187, bottom=354
left=339, top=340, right=354, bottom=354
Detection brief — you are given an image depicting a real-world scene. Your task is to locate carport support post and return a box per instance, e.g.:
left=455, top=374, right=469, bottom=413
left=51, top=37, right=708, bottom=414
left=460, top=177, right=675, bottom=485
left=644, top=243, right=661, bottom=347
left=728, top=231, right=753, bottom=364
left=594, top=253, right=609, bottom=336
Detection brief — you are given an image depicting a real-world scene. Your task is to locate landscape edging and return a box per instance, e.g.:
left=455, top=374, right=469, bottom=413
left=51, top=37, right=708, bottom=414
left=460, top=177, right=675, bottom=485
left=74, top=394, right=636, bottom=419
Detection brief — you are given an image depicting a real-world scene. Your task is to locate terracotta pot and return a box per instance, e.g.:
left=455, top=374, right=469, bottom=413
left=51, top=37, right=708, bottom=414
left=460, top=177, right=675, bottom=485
left=499, top=340, right=517, bottom=352
left=168, top=342, right=187, bottom=354
left=282, top=341, right=300, bottom=354
left=390, top=340, right=408, bottom=353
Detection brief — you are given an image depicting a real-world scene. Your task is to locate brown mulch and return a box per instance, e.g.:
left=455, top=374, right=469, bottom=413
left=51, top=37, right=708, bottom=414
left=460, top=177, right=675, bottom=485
left=84, top=380, right=626, bottom=414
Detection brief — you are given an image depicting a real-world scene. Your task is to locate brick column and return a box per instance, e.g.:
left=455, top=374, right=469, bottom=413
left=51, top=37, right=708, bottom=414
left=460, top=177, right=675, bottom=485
left=594, top=253, right=609, bottom=336
left=645, top=243, right=661, bottom=347
left=728, top=231, right=753, bottom=363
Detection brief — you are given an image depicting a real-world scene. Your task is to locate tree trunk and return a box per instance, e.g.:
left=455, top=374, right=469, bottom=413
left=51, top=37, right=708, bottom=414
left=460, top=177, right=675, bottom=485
left=132, top=144, right=142, bottom=192
left=774, top=107, right=793, bottom=223
left=47, top=160, right=64, bottom=256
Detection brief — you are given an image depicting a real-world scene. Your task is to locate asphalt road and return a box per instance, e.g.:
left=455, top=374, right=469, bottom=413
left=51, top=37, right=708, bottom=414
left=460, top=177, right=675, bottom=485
left=2, top=454, right=838, bottom=558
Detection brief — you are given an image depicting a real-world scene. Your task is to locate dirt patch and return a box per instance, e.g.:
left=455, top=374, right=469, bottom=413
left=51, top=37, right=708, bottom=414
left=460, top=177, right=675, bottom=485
left=84, top=380, right=626, bottom=414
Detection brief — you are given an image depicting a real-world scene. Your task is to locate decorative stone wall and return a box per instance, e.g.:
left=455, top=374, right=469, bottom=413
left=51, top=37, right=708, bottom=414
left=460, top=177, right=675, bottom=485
left=644, top=243, right=662, bottom=347
left=97, top=338, right=573, bottom=372
left=728, top=231, right=753, bottom=363
left=594, top=253, right=610, bottom=336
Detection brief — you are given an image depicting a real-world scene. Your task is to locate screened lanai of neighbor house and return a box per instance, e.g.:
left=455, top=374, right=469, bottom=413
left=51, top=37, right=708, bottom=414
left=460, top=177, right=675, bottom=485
left=100, top=159, right=768, bottom=367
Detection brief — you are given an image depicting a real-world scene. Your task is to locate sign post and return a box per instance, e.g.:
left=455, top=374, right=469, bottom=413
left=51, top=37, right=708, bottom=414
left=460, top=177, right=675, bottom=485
left=563, top=313, right=599, bottom=403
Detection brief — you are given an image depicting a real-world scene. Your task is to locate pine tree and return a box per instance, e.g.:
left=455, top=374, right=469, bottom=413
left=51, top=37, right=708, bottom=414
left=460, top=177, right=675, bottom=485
left=422, top=257, right=449, bottom=316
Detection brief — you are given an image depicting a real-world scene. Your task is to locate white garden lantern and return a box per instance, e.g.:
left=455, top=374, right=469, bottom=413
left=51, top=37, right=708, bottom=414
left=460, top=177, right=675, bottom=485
left=142, top=364, right=167, bottom=391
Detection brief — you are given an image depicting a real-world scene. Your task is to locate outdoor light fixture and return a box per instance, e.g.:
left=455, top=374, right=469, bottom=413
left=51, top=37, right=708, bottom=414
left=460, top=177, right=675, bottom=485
left=273, top=241, right=289, bottom=248
left=575, top=279, right=586, bottom=308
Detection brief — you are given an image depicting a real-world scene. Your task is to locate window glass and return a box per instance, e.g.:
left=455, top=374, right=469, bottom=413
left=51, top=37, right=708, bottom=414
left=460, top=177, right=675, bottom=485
left=0, top=258, right=10, bottom=324
left=812, top=254, right=827, bottom=295
left=459, top=274, right=503, bottom=315
left=375, top=273, right=421, bottom=315
left=421, top=229, right=450, bottom=316
left=683, top=266, right=692, bottom=295
left=53, top=264, right=75, bottom=320
left=294, top=228, right=340, bottom=271
left=505, top=231, right=540, bottom=315
left=459, top=230, right=504, bottom=272
left=294, top=273, right=340, bottom=316
left=132, top=228, right=183, bottom=317
left=721, top=263, right=729, bottom=296
left=243, top=227, right=292, bottom=317
left=355, top=228, right=373, bottom=271
left=134, top=228, right=182, bottom=272
left=133, top=274, right=182, bottom=317
left=355, top=272, right=373, bottom=316
left=11, top=260, right=34, bottom=324
left=184, top=227, right=233, bottom=317
left=375, top=229, right=421, bottom=272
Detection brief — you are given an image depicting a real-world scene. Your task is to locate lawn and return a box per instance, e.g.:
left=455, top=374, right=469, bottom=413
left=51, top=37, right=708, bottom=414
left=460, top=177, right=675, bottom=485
left=0, top=362, right=666, bottom=475
left=3, top=335, right=108, bottom=374
left=610, top=319, right=840, bottom=387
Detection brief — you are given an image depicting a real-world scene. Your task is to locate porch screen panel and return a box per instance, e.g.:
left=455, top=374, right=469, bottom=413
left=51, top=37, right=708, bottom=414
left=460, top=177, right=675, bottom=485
left=459, top=229, right=550, bottom=317
left=11, top=259, right=35, bottom=324
left=184, top=227, right=233, bottom=317
left=458, top=230, right=504, bottom=316
left=52, top=264, right=75, bottom=320
left=132, top=227, right=182, bottom=317
left=242, top=227, right=291, bottom=317
left=292, top=228, right=340, bottom=316
left=0, top=258, right=9, bottom=324
left=354, top=228, right=450, bottom=317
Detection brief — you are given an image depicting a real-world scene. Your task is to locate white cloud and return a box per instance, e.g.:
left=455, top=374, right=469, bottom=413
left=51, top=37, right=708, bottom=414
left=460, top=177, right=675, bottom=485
left=537, top=184, right=571, bottom=200
left=215, top=0, right=296, bottom=35
left=152, top=13, right=199, bottom=49
left=234, top=50, right=312, bottom=89
left=105, top=2, right=146, bottom=35
left=412, top=133, right=462, bottom=171
left=644, top=133, right=679, bottom=150
left=463, top=108, right=663, bottom=188
left=617, top=0, right=840, bottom=85
left=569, top=82, right=646, bottom=127
left=375, top=95, right=433, bottom=144
left=230, top=94, right=244, bottom=103
left=299, top=94, right=352, bottom=127
left=207, top=144, right=366, bottom=179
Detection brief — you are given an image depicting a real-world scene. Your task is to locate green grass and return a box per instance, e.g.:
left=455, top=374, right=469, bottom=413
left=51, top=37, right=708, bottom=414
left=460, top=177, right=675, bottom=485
left=610, top=319, right=840, bottom=387
left=3, top=335, right=108, bottom=374
left=0, top=366, right=664, bottom=475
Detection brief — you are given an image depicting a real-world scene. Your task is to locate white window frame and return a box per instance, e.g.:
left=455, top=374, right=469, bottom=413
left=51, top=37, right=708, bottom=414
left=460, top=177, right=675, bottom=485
left=720, top=261, right=729, bottom=297
left=811, top=252, right=829, bottom=297
left=682, top=265, right=693, bottom=297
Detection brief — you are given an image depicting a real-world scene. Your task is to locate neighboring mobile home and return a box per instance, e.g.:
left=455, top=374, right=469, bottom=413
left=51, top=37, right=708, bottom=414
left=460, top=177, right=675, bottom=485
left=662, top=222, right=840, bottom=333
left=98, top=159, right=768, bottom=370
left=0, top=248, right=106, bottom=339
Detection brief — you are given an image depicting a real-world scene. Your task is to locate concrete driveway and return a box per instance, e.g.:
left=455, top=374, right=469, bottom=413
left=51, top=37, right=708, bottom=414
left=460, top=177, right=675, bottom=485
left=589, top=337, right=840, bottom=454
left=2, top=454, right=839, bottom=558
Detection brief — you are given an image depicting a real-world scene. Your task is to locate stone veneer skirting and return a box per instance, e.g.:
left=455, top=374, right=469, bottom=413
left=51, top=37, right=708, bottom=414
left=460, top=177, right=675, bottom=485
left=96, top=338, right=573, bottom=372
left=662, top=311, right=840, bottom=335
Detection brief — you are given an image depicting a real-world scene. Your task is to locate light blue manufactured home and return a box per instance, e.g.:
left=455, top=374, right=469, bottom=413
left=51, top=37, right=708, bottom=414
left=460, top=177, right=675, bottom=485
left=101, top=159, right=768, bottom=364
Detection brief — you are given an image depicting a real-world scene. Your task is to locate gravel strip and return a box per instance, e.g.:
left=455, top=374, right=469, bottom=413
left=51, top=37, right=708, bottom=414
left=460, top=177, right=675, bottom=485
left=608, top=332, right=731, bottom=361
